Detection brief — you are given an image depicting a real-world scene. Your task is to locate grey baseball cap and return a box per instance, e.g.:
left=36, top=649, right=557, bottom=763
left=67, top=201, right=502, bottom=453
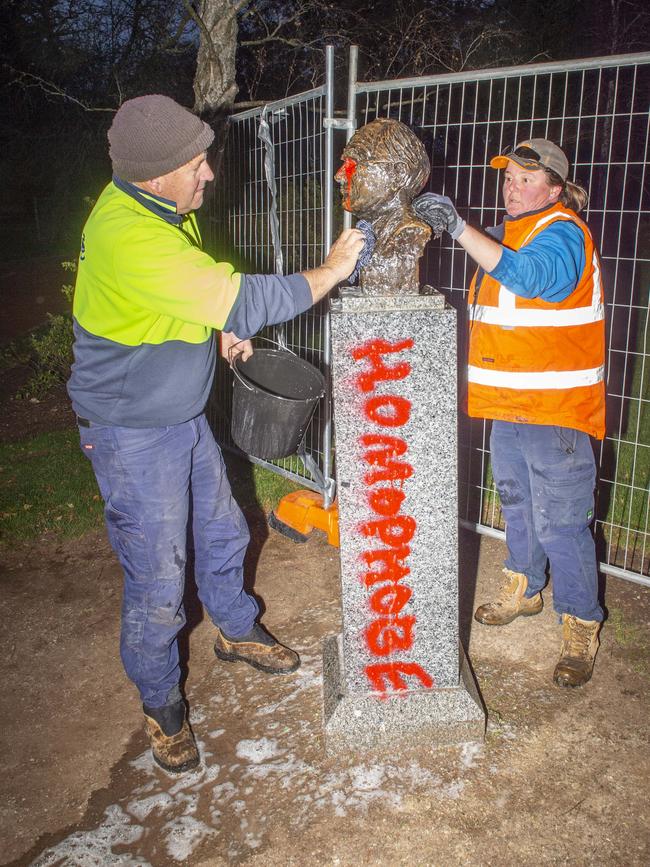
left=490, top=138, right=569, bottom=181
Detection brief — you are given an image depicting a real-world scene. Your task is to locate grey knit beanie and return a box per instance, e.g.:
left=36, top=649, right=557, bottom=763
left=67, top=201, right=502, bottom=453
left=108, top=94, right=215, bottom=181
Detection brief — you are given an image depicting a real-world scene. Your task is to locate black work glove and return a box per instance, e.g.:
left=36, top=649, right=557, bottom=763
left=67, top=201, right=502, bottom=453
left=412, top=193, right=467, bottom=240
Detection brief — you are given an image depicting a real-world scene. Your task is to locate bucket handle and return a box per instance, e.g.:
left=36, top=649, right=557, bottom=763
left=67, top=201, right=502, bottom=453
left=231, top=356, right=255, bottom=391
left=251, top=334, right=296, bottom=355
left=227, top=334, right=297, bottom=367
left=230, top=334, right=298, bottom=392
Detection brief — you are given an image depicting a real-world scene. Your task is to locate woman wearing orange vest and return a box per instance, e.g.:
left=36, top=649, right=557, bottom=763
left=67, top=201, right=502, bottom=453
left=413, top=139, right=605, bottom=688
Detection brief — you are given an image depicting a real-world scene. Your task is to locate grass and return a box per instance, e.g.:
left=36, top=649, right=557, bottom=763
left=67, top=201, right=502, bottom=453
left=602, top=314, right=650, bottom=572
left=0, top=430, right=301, bottom=546
left=225, top=453, right=301, bottom=510
left=0, top=430, right=104, bottom=543
left=608, top=606, right=648, bottom=650
left=608, top=606, right=650, bottom=677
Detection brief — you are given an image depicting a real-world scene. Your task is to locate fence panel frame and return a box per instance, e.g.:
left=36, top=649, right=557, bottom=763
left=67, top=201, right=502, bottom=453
left=207, top=49, right=338, bottom=498
left=209, top=48, right=649, bottom=586
left=347, top=48, right=650, bottom=586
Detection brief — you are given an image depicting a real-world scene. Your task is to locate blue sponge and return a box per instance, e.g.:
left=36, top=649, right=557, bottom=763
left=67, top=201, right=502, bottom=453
left=349, top=219, right=376, bottom=283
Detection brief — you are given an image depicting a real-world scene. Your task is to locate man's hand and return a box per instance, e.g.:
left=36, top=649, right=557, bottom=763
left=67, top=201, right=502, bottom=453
left=221, top=331, right=253, bottom=364
left=323, top=227, right=367, bottom=282
left=412, top=193, right=466, bottom=240
left=301, top=228, right=365, bottom=302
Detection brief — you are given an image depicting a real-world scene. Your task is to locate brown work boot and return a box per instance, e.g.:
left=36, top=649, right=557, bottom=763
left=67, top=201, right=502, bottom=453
left=143, top=700, right=200, bottom=774
left=214, top=623, right=300, bottom=674
left=474, top=568, right=543, bottom=626
left=553, top=614, right=600, bottom=688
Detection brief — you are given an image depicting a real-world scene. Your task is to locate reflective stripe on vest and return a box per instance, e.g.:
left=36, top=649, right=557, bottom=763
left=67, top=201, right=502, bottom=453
left=466, top=203, right=606, bottom=439
left=469, top=248, right=604, bottom=328
left=468, top=364, right=605, bottom=389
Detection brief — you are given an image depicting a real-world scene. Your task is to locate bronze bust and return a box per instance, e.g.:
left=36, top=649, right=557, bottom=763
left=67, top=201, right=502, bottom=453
left=335, top=118, right=431, bottom=295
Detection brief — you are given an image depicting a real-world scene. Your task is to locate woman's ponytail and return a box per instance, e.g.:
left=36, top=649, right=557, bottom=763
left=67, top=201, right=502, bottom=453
left=560, top=180, right=589, bottom=213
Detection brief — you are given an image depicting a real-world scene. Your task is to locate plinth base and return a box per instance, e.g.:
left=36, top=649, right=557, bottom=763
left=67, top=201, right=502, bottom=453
left=322, top=635, right=486, bottom=754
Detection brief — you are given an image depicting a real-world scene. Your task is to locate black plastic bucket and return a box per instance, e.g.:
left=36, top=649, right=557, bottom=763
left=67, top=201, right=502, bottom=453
left=231, top=347, right=325, bottom=460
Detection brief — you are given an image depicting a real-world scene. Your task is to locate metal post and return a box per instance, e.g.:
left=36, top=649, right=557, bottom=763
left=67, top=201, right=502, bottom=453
left=322, top=43, right=360, bottom=506
left=321, top=45, right=335, bottom=507
left=343, top=45, right=359, bottom=231
left=322, top=43, right=358, bottom=505
left=324, top=46, right=334, bottom=256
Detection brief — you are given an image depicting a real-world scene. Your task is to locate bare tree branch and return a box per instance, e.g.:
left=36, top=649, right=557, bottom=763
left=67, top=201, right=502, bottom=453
left=5, top=67, right=116, bottom=112
left=183, top=0, right=219, bottom=63
left=240, top=35, right=303, bottom=48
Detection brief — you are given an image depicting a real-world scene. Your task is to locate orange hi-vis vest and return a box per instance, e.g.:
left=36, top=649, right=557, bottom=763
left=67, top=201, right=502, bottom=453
left=467, top=202, right=606, bottom=439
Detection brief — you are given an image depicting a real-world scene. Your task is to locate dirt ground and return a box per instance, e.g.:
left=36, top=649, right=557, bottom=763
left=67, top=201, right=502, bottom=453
left=2, top=450, right=650, bottom=865
left=1, top=270, right=649, bottom=866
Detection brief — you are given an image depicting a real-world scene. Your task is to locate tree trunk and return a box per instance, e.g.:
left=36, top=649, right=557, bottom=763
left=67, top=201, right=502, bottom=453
left=192, top=0, right=239, bottom=120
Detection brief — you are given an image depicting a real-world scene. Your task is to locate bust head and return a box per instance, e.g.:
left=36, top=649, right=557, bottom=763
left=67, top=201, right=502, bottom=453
left=336, top=118, right=430, bottom=219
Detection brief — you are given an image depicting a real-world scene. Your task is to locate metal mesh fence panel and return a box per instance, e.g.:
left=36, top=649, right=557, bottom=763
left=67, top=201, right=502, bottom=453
left=351, top=52, right=650, bottom=582
left=206, top=50, right=649, bottom=583
left=205, top=88, right=332, bottom=491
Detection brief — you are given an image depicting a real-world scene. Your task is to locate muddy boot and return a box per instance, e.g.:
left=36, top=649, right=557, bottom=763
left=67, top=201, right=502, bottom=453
left=553, top=614, right=600, bottom=688
left=143, top=700, right=200, bottom=774
left=474, top=568, right=543, bottom=626
left=214, top=623, right=300, bottom=674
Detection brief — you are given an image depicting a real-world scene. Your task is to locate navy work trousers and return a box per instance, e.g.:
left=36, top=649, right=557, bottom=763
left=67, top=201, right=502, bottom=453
left=490, top=420, right=603, bottom=622
left=79, top=413, right=258, bottom=708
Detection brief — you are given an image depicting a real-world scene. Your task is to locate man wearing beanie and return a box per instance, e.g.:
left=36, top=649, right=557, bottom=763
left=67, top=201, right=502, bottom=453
left=68, top=94, right=363, bottom=774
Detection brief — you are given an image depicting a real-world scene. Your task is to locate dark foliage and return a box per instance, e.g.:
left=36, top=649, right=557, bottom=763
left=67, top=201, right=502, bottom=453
left=0, top=0, right=646, bottom=260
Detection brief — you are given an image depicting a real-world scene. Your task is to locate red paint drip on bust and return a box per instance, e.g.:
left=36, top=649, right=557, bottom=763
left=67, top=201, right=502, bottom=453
left=342, top=158, right=356, bottom=210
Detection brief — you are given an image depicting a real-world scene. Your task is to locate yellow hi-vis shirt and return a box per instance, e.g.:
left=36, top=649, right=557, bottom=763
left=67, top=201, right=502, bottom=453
left=74, top=181, right=242, bottom=344
left=68, top=180, right=242, bottom=427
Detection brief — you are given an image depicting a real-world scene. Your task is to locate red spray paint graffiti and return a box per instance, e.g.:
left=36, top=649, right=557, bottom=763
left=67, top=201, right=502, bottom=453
left=351, top=337, right=435, bottom=695
left=335, top=158, right=358, bottom=211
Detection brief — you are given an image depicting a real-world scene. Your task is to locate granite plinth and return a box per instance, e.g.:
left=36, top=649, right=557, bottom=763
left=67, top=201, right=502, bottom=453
left=332, top=286, right=446, bottom=313
left=324, top=287, right=485, bottom=751
left=323, top=634, right=485, bottom=753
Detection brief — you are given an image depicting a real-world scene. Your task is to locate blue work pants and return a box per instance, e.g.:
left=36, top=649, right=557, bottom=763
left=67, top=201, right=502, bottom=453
left=79, top=413, right=258, bottom=707
left=489, top=421, right=603, bottom=622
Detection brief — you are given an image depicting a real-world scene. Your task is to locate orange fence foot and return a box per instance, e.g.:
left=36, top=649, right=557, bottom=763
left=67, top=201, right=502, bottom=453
left=269, top=490, right=339, bottom=547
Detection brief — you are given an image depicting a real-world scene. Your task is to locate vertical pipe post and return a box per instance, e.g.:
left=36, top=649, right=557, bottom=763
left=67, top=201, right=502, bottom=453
left=343, top=45, right=359, bottom=231
left=321, top=45, right=335, bottom=507
left=322, top=43, right=359, bottom=506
